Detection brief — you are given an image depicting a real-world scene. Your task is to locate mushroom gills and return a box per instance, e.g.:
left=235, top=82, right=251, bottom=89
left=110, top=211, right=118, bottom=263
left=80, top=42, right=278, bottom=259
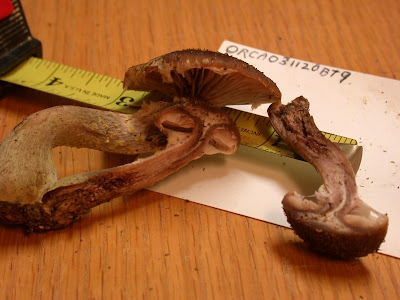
left=124, top=49, right=281, bottom=107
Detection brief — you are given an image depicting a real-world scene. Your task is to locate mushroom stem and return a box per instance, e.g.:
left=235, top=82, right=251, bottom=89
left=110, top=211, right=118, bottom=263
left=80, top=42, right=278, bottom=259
left=268, top=96, right=388, bottom=258
left=0, top=102, right=240, bottom=231
left=0, top=102, right=169, bottom=207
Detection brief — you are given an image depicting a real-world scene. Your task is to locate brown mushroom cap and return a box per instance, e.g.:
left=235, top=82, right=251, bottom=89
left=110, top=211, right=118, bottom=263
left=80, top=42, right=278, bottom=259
left=123, top=49, right=281, bottom=107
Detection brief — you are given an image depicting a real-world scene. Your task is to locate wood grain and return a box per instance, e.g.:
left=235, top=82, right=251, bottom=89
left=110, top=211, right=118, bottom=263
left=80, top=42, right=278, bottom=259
left=0, top=0, right=399, bottom=299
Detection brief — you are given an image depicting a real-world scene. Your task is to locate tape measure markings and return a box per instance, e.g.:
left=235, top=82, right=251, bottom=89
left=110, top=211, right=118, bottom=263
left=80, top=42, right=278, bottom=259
left=1, top=57, right=150, bottom=114
left=223, top=107, right=278, bottom=150
left=32, top=61, right=61, bottom=87
left=0, top=56, right=358, bottom=159
left=85, top=73, right=95, bottom=85
left=255, top=130, right=275, bottom=148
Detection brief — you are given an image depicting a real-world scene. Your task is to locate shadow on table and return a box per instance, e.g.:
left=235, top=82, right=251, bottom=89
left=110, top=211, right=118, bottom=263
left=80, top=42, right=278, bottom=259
left=269, top=236, right=372, bottom=281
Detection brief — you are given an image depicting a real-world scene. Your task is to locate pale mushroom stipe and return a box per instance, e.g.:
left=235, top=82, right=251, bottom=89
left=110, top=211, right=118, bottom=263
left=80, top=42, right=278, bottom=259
left=0, top=50, right=388, bottom=258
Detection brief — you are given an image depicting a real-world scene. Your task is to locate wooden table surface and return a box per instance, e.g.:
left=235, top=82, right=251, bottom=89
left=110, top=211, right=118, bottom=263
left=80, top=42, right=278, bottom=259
left=1, top=0, right=399, bottom=299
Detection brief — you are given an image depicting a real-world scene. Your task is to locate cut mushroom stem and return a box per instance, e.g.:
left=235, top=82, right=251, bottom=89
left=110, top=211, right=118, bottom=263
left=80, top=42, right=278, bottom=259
left=0, top=49, right=281, bottom=231
left=268, top=96, right=388, bottom=259
left=0, top=102, right=169, bottom=207
left=0, top=102, right=240, bottom=230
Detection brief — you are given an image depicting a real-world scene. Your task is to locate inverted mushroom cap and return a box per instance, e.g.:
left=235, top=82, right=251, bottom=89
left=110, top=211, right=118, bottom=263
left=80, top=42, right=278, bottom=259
left=123, top=49, right=281, bottom=107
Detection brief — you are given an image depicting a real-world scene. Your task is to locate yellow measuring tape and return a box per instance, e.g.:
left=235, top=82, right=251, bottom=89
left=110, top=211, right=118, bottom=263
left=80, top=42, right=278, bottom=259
left=0, top=56, right=357, bottom=159
left=1, top=56, right=142, bottom=113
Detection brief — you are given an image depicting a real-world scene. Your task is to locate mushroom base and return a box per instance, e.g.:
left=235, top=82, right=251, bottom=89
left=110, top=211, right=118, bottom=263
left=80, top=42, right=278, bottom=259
left=0, top=201, right=83, bottom=231
left=284, top=208, right=388, bottom=259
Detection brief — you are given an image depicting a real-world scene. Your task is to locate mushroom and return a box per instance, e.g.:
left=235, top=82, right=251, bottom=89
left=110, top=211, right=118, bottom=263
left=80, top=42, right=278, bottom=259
left=123, top=49, right=281, bottom=107
left=268, top=96, right=388, bottom=258
left=0, top=49, right=281, bottom=231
